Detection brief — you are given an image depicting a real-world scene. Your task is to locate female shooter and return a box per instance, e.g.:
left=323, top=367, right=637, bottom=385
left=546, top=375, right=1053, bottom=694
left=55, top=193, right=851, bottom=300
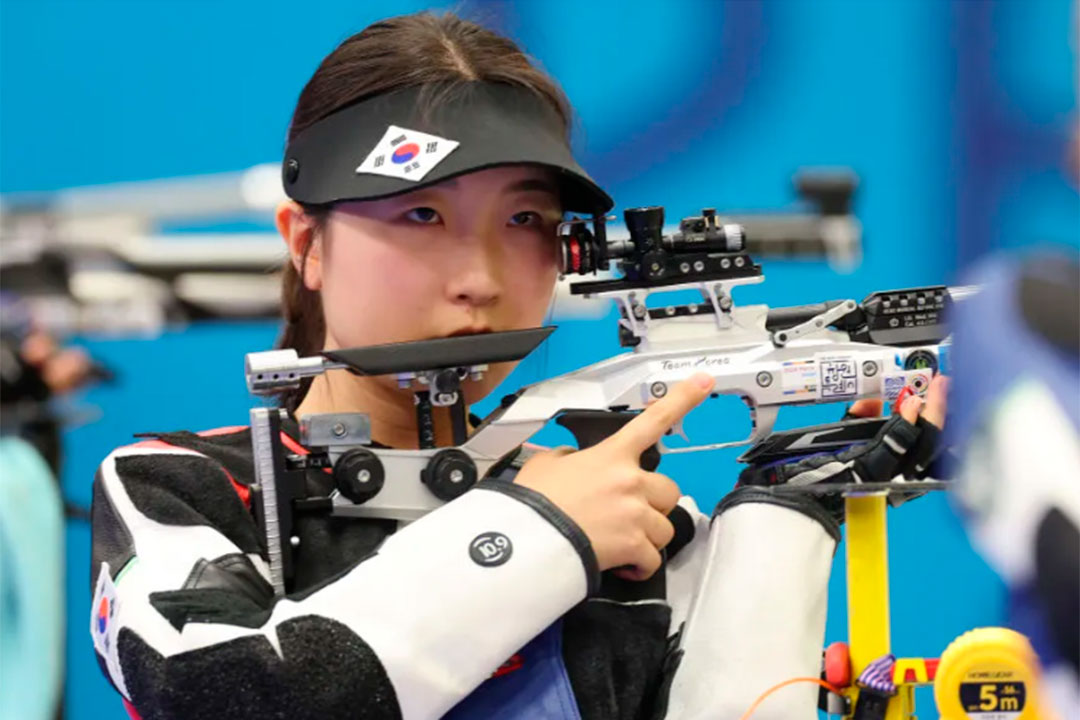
left=88, top=12, right=947, bottom=720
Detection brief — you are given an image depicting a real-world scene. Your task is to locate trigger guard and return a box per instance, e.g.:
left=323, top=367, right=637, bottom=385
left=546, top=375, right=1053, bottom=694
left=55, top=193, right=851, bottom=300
left=656, top=434, right=756, bottom=454
left=656, top=402, right=776, bottom=455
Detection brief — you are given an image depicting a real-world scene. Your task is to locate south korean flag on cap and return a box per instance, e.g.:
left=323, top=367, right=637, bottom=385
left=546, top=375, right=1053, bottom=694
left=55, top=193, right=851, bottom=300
left=356, top=125, right=460, bottom=182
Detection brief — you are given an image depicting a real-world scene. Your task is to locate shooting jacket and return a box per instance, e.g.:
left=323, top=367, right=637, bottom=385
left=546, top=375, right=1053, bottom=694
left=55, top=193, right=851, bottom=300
left=89, top=418, right=837, bottom=719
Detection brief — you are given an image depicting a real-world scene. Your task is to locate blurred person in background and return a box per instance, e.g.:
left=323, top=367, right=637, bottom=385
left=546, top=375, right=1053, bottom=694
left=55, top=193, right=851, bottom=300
left=2, top=294, right=98, bottom=720
left=945, top=116, right=1080, bottom=717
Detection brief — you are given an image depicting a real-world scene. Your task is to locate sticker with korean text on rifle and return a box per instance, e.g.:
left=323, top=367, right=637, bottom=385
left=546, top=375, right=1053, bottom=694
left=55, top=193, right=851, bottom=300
left=816, top=354, right=860, bottom=400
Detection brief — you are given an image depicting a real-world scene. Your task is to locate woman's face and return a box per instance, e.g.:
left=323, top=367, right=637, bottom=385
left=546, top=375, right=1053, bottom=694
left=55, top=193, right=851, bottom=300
left=313, top=165, right=562, bottom=401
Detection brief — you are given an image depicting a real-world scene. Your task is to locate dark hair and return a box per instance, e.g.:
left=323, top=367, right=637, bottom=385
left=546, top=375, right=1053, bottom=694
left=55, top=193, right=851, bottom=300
left=278, top=11, right=572, bottom=414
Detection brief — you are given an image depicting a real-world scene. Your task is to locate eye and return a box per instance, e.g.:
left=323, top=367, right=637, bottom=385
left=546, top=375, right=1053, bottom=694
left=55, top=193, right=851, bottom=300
left=508, top=211, right=543, bottom=227
left=404, top=207, right=441, bottom=224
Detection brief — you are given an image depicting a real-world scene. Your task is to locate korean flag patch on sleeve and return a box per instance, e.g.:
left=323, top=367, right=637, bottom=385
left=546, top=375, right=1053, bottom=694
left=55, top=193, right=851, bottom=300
left=356, top=125, right=460, bottom=182
left=91, top=562, right=129, bottom=697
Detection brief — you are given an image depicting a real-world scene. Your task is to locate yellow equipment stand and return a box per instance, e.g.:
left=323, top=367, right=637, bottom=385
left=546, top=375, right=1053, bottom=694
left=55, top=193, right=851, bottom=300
left=843, top=492, right=1051, bottom=720
left=844, top=493, right=915, bottom=719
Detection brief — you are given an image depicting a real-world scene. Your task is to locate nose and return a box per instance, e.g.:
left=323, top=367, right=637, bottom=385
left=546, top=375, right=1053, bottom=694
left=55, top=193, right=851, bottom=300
left=445, top=232, right=502, bottom=309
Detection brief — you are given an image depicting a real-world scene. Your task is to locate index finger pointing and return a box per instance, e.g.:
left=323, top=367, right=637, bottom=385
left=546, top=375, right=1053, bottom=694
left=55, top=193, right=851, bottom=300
left=610, top=373, right=715, bottom=454
left=920, top=374, right=948, bottom=429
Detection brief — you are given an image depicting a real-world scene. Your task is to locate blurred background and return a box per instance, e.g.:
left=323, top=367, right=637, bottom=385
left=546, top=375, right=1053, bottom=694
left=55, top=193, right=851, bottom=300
left=0, top=0, right=1076, bottom=718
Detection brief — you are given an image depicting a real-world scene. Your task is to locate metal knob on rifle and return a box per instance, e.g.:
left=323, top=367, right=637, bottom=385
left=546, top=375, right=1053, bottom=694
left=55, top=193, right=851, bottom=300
left=421, top=448, right=477, bottom=501
left=333, top=448, right=385, bottom=504
left=432, top=368, right=461, bottom=394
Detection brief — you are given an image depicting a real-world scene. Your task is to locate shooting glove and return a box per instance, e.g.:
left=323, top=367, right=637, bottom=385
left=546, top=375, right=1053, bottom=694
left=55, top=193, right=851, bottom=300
left=736, top=414, right=945, bottom=521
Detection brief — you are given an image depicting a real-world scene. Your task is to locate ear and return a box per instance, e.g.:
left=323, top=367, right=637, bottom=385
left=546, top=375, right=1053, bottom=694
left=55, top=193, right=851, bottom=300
left=275, top=200, right=324, bottom=291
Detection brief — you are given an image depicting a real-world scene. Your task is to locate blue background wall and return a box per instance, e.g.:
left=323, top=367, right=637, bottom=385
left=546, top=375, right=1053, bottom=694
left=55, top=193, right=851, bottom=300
left=1, top=1, right=1076, bottom=717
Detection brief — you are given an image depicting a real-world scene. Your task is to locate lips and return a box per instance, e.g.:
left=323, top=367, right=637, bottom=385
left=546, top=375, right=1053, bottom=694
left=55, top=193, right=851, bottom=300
left=445, top=327, right=493, bottom=338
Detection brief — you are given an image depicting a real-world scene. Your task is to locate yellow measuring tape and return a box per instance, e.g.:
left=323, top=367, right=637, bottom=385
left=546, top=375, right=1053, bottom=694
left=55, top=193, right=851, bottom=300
left=934, top=627, right=1053, bottom=720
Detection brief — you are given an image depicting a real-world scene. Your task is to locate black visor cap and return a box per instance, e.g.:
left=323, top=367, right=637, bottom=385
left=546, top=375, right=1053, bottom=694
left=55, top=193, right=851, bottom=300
left=282, top=82, right=613, bottom=215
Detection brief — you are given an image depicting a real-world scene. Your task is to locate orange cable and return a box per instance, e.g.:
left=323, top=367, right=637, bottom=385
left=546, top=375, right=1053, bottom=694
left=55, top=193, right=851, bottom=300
left=738, top=676, right=843, bottom=720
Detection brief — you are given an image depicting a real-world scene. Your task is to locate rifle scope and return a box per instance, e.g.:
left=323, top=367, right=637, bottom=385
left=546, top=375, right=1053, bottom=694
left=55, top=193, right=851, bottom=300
left=558, top=206, right=746, bottom=279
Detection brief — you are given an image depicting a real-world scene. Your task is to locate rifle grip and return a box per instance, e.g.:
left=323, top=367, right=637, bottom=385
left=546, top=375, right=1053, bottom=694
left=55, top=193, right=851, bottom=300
left=555, top=410, right=661, bottom=471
